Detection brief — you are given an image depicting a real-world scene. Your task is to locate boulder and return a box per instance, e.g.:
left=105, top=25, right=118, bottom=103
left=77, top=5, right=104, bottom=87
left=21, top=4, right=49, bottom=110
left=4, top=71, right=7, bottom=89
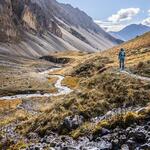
left=126, top=139, right=136, bottom=149
left=101, top=128, right=110, bottom=136
left=130, top=131, right=146, bottom=143
left=62, top=115, right=84, bottom=131
left=27, top=132, right=39, bottom=140
left=121, top=144, right=129, bottom=150
left=141, top=143, right=150, bottom=149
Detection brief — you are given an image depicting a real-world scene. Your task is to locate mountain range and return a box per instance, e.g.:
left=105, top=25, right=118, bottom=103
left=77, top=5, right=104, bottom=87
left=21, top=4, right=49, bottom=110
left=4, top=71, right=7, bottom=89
left=0, top=0, right=122, bottom=57
left=110, top=24, right=150, bottom=41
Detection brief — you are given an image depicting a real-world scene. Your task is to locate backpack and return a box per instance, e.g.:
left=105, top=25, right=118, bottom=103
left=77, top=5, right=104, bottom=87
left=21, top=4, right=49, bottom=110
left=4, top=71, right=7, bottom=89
left=119, top=51, right=125, bottom=59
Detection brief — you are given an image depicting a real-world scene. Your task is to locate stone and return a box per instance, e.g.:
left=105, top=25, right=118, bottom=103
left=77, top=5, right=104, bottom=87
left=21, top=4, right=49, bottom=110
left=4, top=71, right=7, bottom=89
left=126, top=139, right=136, bottom=149
left=134, top=131, right=146, bottom=143
left=144, top=125, right=149, bottom=131
left=112, top=139, right=120, bottom=150
left=101, top=128, right=110, bottom=136
left=119, top=135, right=127, bottom=145
left=121, top=144, right=129, bottom=150
left=147, top=121, right=150, bottom=126
left=101, top=134, right=112, bottom=141
left=62, top=115, right=84, bottom=131
left=98, top=140, right=112, bottom=150
left=141, top=143, right=150, bottom=149
left=27, top=132, right=39, bottom=140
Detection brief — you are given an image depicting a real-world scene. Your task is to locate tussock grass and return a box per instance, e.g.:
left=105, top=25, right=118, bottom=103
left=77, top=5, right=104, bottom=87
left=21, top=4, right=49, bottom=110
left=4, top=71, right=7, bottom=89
left=62, top=76, right=79, bottom=89
left=130, top=60, right=150, bottom=77
left=17, top=68, right=150, bottom=137
left=1, top=32, right=150, bottom=143
left=0, top=110, right=29, bottom=127
left=0, top=99, right=22, bottom=112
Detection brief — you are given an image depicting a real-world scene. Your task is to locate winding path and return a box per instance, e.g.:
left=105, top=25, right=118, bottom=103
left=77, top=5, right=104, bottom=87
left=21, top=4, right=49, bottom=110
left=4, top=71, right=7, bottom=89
left=121, top=70, right=150, bottom=82
left=0, top=68, right=73, bottom=100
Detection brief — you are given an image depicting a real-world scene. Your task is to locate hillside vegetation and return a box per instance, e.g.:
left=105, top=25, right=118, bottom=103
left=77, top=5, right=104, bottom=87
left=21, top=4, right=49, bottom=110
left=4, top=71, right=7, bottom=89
left=0, top=32, right=150, bottom=149
left=102, top=31, right=150, bottom=66
left=19, top=54, right=150, bottom=137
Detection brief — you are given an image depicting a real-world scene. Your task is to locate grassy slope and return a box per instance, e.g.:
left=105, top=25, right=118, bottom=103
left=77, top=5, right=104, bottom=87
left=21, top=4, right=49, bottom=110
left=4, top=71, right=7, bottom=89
left=102, top=31, right=150, bottom=67
left=1, top=32, right=150, bottom=147
left=0, top=54, right=58, bottom=97
left=20, top=58, right=150, bottom=137
left=17, top=31, right=150, bottom=138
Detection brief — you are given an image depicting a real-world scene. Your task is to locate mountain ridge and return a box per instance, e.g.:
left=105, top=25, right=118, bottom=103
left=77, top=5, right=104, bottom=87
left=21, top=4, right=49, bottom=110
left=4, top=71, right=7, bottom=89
left=0, top=0, right=122, bottom=57
left=110, top=24, right=150, bottom=41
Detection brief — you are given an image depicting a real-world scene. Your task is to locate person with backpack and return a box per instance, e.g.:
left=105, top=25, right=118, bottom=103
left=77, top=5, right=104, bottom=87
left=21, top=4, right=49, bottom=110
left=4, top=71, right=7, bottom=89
left=118, top=48, right=126, bottom=70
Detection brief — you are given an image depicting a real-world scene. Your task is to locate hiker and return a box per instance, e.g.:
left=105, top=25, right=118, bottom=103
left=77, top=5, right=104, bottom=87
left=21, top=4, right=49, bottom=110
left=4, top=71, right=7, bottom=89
left=118, top=48, right=126, bottom=70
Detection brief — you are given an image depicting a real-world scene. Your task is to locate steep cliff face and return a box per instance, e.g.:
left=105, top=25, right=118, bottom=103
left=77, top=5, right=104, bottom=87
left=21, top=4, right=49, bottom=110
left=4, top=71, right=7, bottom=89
left=0, top=0, right=62, bottom=42
left=0, top=0, right=18, bottom=42
left=22, top=5, right=38, bottom=31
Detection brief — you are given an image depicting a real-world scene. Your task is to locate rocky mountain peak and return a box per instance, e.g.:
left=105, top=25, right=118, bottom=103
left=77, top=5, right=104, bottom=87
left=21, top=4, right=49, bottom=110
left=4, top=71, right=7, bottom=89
left=0, top=0, right=121, bottom=56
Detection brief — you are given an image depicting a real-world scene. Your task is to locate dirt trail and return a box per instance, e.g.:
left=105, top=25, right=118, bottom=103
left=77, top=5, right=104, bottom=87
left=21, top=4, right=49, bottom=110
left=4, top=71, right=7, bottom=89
left=121, top=70, right=150, bottom=82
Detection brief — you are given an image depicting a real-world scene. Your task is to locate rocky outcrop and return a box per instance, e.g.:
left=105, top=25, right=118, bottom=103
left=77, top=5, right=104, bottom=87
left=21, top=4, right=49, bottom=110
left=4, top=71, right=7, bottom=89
left=22, top=5, right=39, bottom=31
left=39, top=56, right=70, bottom=64
left=0, top=0, right=18, bottom=42
left=61, top=115, right=84, bottom=132
left=0, top=0, right=62, bottom=42
left=50, top=21, right=62, bottom=38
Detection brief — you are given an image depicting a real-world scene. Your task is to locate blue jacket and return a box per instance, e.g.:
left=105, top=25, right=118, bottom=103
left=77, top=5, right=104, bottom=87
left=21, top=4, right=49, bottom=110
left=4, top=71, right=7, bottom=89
left=119, top=50, right=126, bottom=60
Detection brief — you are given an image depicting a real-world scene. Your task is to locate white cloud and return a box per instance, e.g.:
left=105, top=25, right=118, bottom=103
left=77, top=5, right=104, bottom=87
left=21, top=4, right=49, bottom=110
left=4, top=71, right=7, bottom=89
left=148, top=9, right=150, bottom=15
left=142, top=17, right=150, bottom=26
left=94, top=20, right=126, bottom=32
left=108, top=8, right=140, bottom=23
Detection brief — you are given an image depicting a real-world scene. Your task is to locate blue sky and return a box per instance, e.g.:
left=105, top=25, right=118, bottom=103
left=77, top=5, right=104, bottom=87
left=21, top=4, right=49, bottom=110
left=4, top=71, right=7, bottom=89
left=57, top=0, right=150, bottom=31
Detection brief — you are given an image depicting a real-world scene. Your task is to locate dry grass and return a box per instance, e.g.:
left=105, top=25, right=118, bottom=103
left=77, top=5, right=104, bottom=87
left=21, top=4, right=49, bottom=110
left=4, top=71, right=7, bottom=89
left=1, top=32, right=150, bottom=145
left=0, top=99, right=22, bottom=112
left=0, top=110, right=29, bottom=127
left=130, top=60, right=150, bottom=77
left=101, top=32, right=150, bottom=67
left=62, top=76, right=79, bottom=89
left=47, top=77, right=58, bottom=93
left=0, top=55, right=55, bottom=97
left=51, top=51, right=95, bottom=75
left=17, top=68, right=150, bottom=137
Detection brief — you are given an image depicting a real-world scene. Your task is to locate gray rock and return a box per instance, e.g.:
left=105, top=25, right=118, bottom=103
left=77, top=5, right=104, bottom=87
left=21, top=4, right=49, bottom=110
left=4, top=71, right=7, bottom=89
left=134, top=131, right=146, bottom=143
left=101, top=134, right=112, bottom=141
left=141, top=143, right=150, bottom=149
left=121, top=144, right=129, bottom=150
left=27, top=132, right=39, bottom=140
left=126, top=139, right=136, bottom=149
left=101, top=128, right=110, bottom=136
left=63, top=115, right=84, bottom=130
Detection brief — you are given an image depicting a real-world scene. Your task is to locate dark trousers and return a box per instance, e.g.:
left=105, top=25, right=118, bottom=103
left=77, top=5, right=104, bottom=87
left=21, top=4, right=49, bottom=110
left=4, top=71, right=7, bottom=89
left=119, top=59, right=125, bottom=70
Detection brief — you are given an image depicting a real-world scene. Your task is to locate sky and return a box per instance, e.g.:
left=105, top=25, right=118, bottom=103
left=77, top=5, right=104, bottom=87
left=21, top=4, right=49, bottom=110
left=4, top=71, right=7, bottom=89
left=57, top=0, right=150, bottom=32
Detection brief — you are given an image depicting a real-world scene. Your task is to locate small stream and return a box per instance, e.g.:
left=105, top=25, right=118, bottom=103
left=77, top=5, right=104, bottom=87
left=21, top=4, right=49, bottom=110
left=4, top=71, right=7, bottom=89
left=0, top=68, right=73, bottom=100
